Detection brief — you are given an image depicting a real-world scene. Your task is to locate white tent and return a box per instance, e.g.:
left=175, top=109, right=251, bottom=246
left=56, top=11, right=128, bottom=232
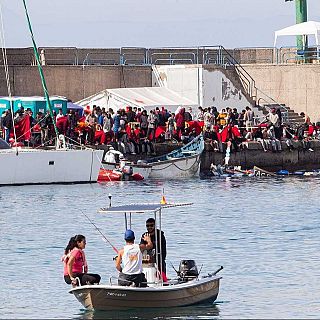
left=76, top=87, right=198, bottom=113
left=274, top=21, right=320, bottom=47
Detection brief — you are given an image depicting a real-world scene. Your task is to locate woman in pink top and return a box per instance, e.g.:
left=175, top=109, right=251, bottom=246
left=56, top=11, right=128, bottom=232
left=66, top=234, right=101, bottom=286
left=61, top=236, right=76, bottom=283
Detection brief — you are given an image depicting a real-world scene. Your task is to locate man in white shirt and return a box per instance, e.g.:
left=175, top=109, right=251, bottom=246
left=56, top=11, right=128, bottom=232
left=115, top=229, right=152, bottom=287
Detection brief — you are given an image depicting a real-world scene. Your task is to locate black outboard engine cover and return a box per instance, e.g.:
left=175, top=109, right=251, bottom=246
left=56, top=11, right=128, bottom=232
left=178, top=259, right=199, bottom=282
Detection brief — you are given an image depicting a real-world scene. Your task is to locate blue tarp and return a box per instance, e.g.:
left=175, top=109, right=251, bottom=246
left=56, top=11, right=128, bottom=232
left=67, top=102, right=83, bottom=110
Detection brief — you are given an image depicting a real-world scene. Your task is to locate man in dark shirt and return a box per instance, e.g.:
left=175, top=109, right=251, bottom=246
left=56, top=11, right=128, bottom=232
left=140, top=218, right=167, bottom=275
left=2, top=110, right=13, bottom=143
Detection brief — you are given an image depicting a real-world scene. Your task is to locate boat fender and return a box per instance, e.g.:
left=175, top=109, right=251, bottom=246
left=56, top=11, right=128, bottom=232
left=277, top=169, right=289, bottom=175
left=132, top=173, right=144, bottom=181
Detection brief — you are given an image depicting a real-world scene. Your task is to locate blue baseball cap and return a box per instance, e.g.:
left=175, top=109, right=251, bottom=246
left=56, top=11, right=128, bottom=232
left=124, top=229, right=135, bottom=241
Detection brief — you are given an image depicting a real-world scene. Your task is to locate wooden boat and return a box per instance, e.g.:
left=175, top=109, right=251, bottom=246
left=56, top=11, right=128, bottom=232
left=69, top=202, right=223, bottom=311
left=253, top=166, right=277, bottom=177
left=210, top=164, right=254, bottom=177
left=146, top=135, right=205, bottom=179
left=0, top=2, right=103, bottom=186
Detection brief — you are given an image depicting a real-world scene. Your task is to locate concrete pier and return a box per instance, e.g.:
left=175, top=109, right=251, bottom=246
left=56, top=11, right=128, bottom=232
left=200, top=141, right=320, bottom=173
left=100, top=140, right=320, bottom=173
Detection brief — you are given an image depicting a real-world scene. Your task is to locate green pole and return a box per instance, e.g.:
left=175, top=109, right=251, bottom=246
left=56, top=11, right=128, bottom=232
left=22, top=0, right=59, bottom=140
left=295, top=0, right=308, bottom=49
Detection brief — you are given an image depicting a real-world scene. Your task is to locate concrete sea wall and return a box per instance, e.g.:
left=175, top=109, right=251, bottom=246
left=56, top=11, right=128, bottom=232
left=2, top=62, right=320, bottom=122
left=0, top=65, right=152, bottom=102
left=118, top=141, right=320, bottom=173
left=200, top=141, right=320, bottom=172
left=242, top=64, right=320, bottom=123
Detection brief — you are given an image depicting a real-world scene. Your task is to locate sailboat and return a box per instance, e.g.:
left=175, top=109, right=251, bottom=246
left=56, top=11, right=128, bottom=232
left=0, top=1, right=103, bottom=185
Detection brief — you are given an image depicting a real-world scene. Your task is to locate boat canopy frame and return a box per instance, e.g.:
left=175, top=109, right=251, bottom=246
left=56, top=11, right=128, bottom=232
left=98, top=202, right=192, bottom=286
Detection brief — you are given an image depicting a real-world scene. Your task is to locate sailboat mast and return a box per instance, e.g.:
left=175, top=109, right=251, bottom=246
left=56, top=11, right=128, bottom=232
left=21, top=0, right=59, bottom=140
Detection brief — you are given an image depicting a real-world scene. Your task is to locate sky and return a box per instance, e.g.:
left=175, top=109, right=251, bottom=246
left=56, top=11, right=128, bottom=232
left=1, top=0, right=320, bottom=49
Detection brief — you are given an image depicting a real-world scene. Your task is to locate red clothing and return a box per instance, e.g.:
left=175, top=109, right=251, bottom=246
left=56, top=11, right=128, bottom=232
left=186, top=120, right=203, bottom=135
left=56, top=115, right=69, bottom=134
left=175, top=109, right=185, bottom=128
left=14, top=114, right=31, bottom=141
left=94, top=130, right=106, bottom=144
left=70, top=248, right=88, bottom=274
left=308, top=125, right=314, bottom=136
left=231, top=126, right=241, bottom=138
left=155, top=126, right=166, bottom=139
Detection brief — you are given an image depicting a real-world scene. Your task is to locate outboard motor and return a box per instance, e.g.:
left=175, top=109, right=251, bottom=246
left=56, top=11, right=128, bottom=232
left=178, top=260, right=199, bottom=282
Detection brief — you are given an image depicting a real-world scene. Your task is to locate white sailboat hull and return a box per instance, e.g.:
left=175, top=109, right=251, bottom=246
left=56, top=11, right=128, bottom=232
left=149, top=153, right=202, bottom=179
left=0, top=148, right=103, bottom=185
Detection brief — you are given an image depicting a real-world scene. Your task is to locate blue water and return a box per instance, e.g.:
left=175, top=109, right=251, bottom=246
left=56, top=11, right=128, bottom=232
left=1, top=177, right=319, bottom=319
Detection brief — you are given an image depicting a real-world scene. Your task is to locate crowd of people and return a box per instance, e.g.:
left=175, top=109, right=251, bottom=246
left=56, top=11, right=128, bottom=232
left=62, top=218, right=167, bottom=288
left=1, top=103, right=319, bottom=154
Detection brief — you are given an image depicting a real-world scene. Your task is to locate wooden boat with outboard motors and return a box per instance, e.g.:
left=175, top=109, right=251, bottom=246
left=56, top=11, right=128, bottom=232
left=69, top=202, right=223, bottom=311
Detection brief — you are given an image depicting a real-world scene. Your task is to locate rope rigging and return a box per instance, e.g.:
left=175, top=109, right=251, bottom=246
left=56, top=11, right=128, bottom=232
left=0, top=2, right=18, bottom=149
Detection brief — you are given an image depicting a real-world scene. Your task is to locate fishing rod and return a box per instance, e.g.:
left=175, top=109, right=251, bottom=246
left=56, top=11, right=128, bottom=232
left=80, top=209, right=119, bottom=254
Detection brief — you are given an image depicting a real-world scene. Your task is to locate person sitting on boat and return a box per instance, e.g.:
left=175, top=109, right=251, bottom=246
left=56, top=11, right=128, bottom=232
left=62, top=236, right=76, bottom=284
left=66, top=234, right=101, bottom=286
left=115, top=229, right=152, bottom=287
left=140, top=218, right=167, bottom=276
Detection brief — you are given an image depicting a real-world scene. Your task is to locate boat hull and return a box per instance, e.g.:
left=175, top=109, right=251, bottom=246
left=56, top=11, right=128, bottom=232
left=0, top=148, right=103, bottom=185
left=149, top=153, right=201, bottom=179
left=69, top=276, right=220, bottom=311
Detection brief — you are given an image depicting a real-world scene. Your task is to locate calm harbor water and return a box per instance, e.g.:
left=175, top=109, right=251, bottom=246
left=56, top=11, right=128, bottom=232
left=1, top=176, right=319, bottom=319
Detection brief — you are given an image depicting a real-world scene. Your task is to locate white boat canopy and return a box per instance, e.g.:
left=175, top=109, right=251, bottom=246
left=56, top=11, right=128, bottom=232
left=76, top=87, right=198, bottom=113
left=99, top=202, right=193, bottom=214
left=274, top=20, right=320, bottom=47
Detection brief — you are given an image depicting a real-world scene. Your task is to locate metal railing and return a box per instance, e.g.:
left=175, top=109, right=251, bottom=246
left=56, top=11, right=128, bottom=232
left=149, top=52, right=196, bottom=65
left=38, top=47, right=78, bottom=65
left=82, top=52, right=119, bottom=66
left=2, top=46, right=320, bottom=66
left=257, top=93, right=289, bottom=124
left=206, top=45, right=257, bottom=100
left=278, top=45, right=320, bottom=64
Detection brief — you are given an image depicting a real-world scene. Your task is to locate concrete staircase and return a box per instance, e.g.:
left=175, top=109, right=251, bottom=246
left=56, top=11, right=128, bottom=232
left=257, top=103, right=305, bottom=124
left=222, top=65, right=264, bottom=117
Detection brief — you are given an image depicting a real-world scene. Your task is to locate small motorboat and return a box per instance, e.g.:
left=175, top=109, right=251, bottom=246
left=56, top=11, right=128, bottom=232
left=98, top=168, right=144, bottom=182
left=69, top=202, right=223, bottom=311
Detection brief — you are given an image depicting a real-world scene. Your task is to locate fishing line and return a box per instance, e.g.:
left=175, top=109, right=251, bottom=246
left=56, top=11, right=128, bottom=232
left=80, top=209, right=119, bottom=254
